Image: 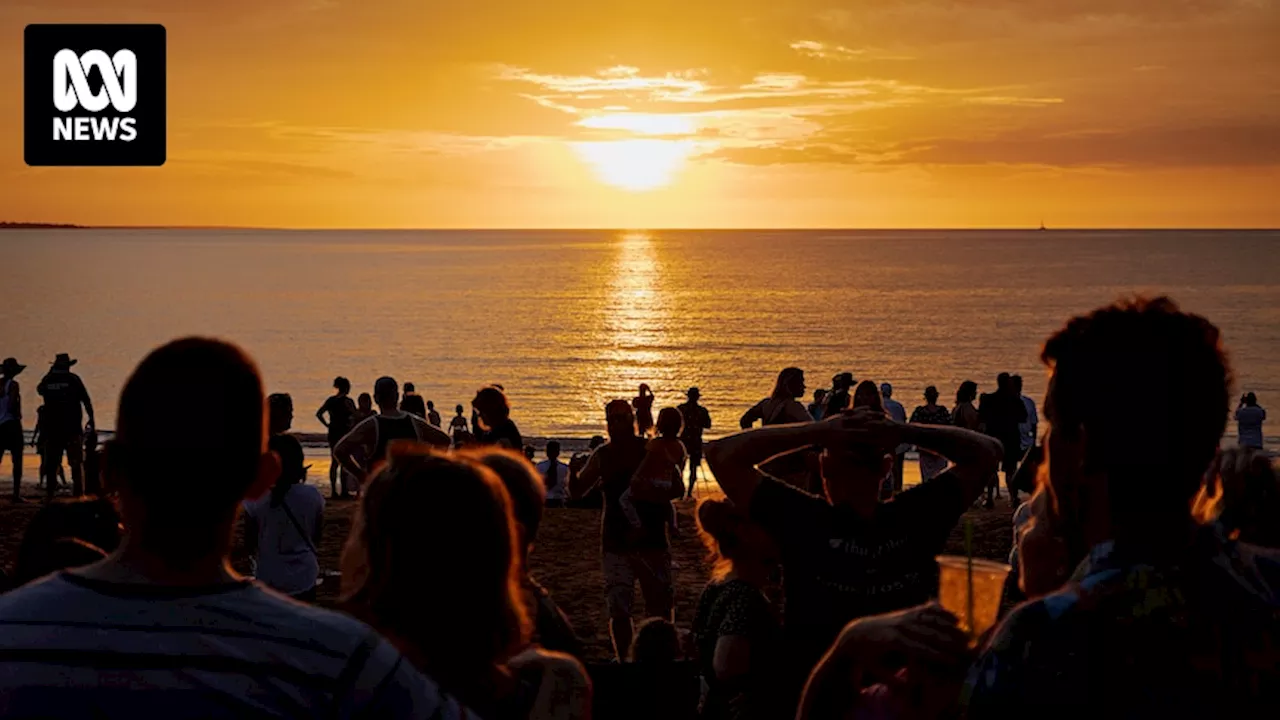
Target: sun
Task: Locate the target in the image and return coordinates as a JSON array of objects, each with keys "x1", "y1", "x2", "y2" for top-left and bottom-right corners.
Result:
[{"x1": 571, "y1": 139, "x2": 696, "y2": 192}]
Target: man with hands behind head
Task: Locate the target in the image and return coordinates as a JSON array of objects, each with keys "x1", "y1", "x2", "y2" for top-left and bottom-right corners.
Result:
[{"x1": 706, "y1": 406, "x2": 1000, "y2": 701}]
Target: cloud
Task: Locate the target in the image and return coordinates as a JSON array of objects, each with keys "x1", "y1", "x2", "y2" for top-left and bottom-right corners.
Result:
[{"x1": 789, "y1": 40, "x2": 914, "y2": 62}]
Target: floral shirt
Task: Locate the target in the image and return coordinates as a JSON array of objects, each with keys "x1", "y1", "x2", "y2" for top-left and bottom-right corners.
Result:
[{"x1": 964, "y1": 526, "x2": 1280, "y2": 718}]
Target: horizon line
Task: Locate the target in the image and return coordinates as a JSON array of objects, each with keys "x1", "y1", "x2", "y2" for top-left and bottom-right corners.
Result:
[{"x1": 4, "y1": 223, "x2": 1279, "y2": 232}]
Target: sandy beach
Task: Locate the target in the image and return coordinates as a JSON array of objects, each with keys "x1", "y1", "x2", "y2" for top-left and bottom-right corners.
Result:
[{"x1": 0, "y1": 494, "x2": 1014, "y2": 662}]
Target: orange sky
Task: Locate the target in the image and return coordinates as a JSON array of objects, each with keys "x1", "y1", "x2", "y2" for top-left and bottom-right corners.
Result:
[{"x1": 2, "y1": 0, "x2": 1278, "y2": 228}]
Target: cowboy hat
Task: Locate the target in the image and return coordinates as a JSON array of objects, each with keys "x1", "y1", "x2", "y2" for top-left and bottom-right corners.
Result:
[
  {"x1": 52, "y1": 353, "x2": 77, "y2": 367},
  {"x1": 1, "y1": 358, "x2": 24, "y2": 376}
]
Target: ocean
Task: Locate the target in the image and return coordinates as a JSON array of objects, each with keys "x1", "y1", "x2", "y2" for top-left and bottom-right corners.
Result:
[{"x1": 4, "y1": 229, "x2": 1278, "y2": 453}]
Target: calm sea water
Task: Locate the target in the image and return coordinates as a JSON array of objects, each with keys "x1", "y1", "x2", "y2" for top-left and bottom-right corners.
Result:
[{"x1": 4, "y1": 229, "x2": 1278, "y2": 450}]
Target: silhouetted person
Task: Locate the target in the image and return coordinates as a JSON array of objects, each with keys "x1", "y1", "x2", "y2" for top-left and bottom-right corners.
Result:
[
  {"x1": 1, "y1": 357, "x2": 26, "y2": 502},
  {"x1": 316, "y1": 376, "x2": 356, "y2": 498},
  {"x1": 1236, "y1": 392, "x2": 1266, "y2": 449},
  {"x1": 426, "y1": 400, "x2": 442, "y2": 428},
  {"x1": 1014, "y1": 374, "x2": 1038, "y2": 453},
  {"x1": 824, "y1": 372, "x2": 855, "y2": 417},
  {"x1": 535, "y1": 440, "x2": 570, "y2": 508},
  {"x1": 979, "y1": 372, "x2": 1027, "y2": 507},
  {"x1": 808, "y1": 388, "x2": 828, "y2": 421},
  {"x1": 951, "y1": 380, "x2": 980, "y2": 431},
  {"x1": 267, "y1": 393, "x2": 293, "y2": 436},
  {"x1": 967, "y1": 297, "x2": 1280, "y2": 716},
  {"x1": 472, "y1": 385, "x2": 523, "y2": 450},
  {"x1": 741, "y1": 367, "x2": 810, "y2": 428},
  {"x1": 707, "y1": 406, "x2": 1000, "y2": 705},
  {"x1": 881, "y1": 383, "x2": 908, "y2": 494},
  {"x1": 243, "y1": 433, "x2": 323, "y2": 600},
  {"x1": 678, "y1": 387, "x2": 712, "y2": 499},
  {"x1": 570, "y1": 400, "x2": 672, "y2": 661},
  {"x1": 334, "y1": 376, "x2": 449, "y2": 487},
  {"x1": 0, "y1": 338, "x2": 467, "y2": 717},
  {"x1": 37, "y1": 353, "x2": 95, "y2": 499},
  {"x1": 449, "y1": 403, "x2": 469, "y2": 445},
  {"x1": 909, "y1": 386, "x2": 952, "y2": 481},
  {"x1": 634, "y1": 384, "x2": 656, "y2": 437},
  {"x1": 400, "y1": 382, "x2": 427, "y2": 418}
]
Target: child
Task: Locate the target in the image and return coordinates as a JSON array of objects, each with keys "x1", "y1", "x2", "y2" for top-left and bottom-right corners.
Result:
[
  {"x1": 619, "y1": 407, "x2": 687, "y2": 530},
  {"x1": 449, "y1": 403, "x2": 469, "y2": 446}
]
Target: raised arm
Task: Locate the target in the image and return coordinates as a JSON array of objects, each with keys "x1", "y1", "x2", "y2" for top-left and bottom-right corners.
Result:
[
  {"x1": 705, "y1": 420, "x2": 829, "y2": 508},
  {"x1": 899, "y1": 421, "x2": 1002, "y2": 505}
]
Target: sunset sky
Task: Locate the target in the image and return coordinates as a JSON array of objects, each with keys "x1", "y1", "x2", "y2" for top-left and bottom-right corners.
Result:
[{"x1": 2, "y1": 0, "x2": 1277, "y2": 228}]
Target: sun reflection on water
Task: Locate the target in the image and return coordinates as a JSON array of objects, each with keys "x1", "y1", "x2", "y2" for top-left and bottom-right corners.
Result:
[{"x1": 601, "y1": 231, "x2": 672, "y2": 387}]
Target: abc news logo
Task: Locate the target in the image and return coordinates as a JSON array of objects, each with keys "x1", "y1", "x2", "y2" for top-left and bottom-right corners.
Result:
[{"x1": 25, "y1": 24, "x2": 166, "y2": 166}]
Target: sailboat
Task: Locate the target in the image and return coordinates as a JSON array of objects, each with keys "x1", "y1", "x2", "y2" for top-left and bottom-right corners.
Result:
[{"x1": 1038, "y1": 219, "x2": 1047, "y2": 232}]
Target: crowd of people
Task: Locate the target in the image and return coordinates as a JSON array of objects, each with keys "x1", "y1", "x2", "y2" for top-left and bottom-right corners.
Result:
[{"x1": 1, "y1": 295, "x2": 1279, "y2": 719}]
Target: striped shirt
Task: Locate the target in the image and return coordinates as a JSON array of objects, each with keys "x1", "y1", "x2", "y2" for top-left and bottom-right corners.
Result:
[{"x1": 0, "y1": 572, "x2": 471, "y2": 719}]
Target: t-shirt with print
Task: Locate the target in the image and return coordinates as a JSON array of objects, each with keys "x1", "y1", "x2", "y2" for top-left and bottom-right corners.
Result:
[
  {"x1": 0, "y1": 572, "x2": 473, "y2": 719},
  {"x1": 243, "y1": 482, "x2": 325, "y2": 595},
  {"x1": 596, "y1": 435, "x2": 667, "y2": 554},
  {"x1": 750, "y1": 472, "x2": 967, "y2": 672},
  {"x1": 36, "y1": 370, "x2": 90, "y2": 436}
]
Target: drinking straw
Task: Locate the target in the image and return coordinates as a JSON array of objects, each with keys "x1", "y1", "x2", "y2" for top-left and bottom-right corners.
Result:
[{"x1": 964, "y1": 519, "x2": 975, "y2": 635}]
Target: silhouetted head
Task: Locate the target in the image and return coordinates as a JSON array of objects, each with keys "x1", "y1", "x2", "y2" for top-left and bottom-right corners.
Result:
[
  {"x1": 956, "y1": 380, "x2": 978, "y2": 405},
  {"x1": 1, "y1": 357, "x2": 26, "y2": 378},
  {"x1": 1243, "y1": 392, "x2": 1258, "y2": 407},
  {"x1": 267, "y1": 393, "x2": 293, "y2": 435},
  {"x1": 104, "y1": 338, "x2": 277, "y2": 567},
  {"x1": 814, "y1": 388, "x2": 827, "y2": 403},
  {"x1": 404, "y1": 382, "x2": 416, "y2": 394},
  {"x1": 358, "y1": 392, "x2": 373, "y2": 412},
  {"x1": 373, "y1": 377, "x2": 399, "y2": 412},
  {"x1": 13, "y1": 497, "x2": 120, "y2": 585},
  {"x1": 341, "y1": 448, "x2": 527, "y2": 702},
  {"x1": 589, "y1": 435, "x2": 605, "y2": 450},
  {"x1": 630, "y1": 618, "x2": 681, "y2": 663},
  {"x1": 267, "y1": 434, "x2": 307, "y2": 507},
  {"x1": 333, "y1": 376, "x2": 351, "y2": 395},
  {"x1": 455, "y1": 404, "x2": 464, "y2": 416},
  {"x1": 853, "y1": 380, "x2": 884, "y2": 412},
  {"x1": 462, "y1": 447, "x2": 546, "y2": 562},
  {"x1": 522, "y1": 445, "x2": 536, "y2": 461},
  {"x1": 1012, "y1": 374, "x2": 1024, "y2": 395},
  {"x1": 774, "y1": 367, "x2": 806, "y2": 400},
  {"x1": 656, "y1": 407, "x2": 683, "y2": 439},
  {"x1": 639, "y1": 383, "x2": 650, "y2": 393},
  {"x1": 833, "y1": 372, "x2": 854, "y2": 391},
  {"x1": 1042, "y1": 296, "x2": 1230, "y2": 550},
  {"x1": 472, "y1": 386, "x2": 511, "y2": 430},
  {"x1": 687, "y1": 386, "x2": 701, "y2": 402},
  {"x1": 546, "y1": 440, "x2": 561, "y2": 460},
  {"x1": 997, "y1": 372, "x2": 1012, "y2": 392},
  {"x1": 924, "y1": 385, "x2": 940, "y2": 404},
  {"x1": 427, "y1": 400, "x2": 435, "y2": 411},
  {"x1": 880, "y1": 382, "x2": 893, "y2": 399},
  {"x1": 605, "y1": 399, "x2": 636, "y2": 442},
  {"x1": 697, "y1": 498, "x2": 777, "y2": 581}
]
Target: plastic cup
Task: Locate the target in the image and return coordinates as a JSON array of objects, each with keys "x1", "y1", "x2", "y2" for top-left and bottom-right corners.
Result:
[{"x1": 936, "y1": 555, "x2": 1011, "y2": 643}]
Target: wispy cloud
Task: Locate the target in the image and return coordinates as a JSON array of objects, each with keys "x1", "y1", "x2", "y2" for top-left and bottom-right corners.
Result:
[{"x1": 789, "y1": 40, "x2": 914, "y2": 62}]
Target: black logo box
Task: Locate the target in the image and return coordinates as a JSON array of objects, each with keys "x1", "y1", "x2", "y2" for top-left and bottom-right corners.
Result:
[{"x1": 24, "y1": 24, "x2": 166, "y2": 167}]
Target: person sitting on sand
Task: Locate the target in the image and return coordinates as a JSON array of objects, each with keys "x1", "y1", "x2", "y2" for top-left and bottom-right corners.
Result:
[
  {"x1": 706, "y1": 404, "x2": 1000, "y2": 705},
  {"x1": 634, "y1": 384, "x2": 656, "y2": 438},
  {"x1": 619, "y1": 408, "x2": 686, "y2": 531},
  {"x1": 316, "y1": 376, "x2": 357, "y2": 499},
  {"x1": 473, "y1": 385, "x2": 524, "y2": 450},
  {"x1": 340, "y1": 446, "x2": 590, "y2": 719},
  {"x1": 334, "y1": 376, "x2": 450, "y2": 486},
  {"x1": 449, "y1": 403, "x2": 469, "y2": 445},
  {"x1": 740, "y1": 367, "x2": 810, "y2": 429},
  {"x1": 243, "y1": 433, "x2": 324, "y2": 601},
  {"x1": 691, "y1": 498, "x2": 784, "y2": 719},
  {"x1": 400, "y1": 382, "x2": 427, "y2": 418},
  {"x1": 464, "y1": 447, "x2": 584, "y2": 658},
  {"x1": 570, "y1": 400, "x2": 672, "y2": 661},
  {"x1": 0, "y1": 338, "x2": 469, "y2": 717},
  {"x1": 966, "y1": 297, "x2": 1280, "y2": 716},
  {"x1": 678, "y1": 387, "x2": 712, "y2": 499},
  {"x1": 534, "y1": 440, "x2": 570, "y2": 508}
]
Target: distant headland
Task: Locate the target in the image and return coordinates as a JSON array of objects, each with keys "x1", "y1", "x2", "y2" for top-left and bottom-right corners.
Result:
[{"x1": 0, "y1": 222, "x2": 85, "y2": 229}]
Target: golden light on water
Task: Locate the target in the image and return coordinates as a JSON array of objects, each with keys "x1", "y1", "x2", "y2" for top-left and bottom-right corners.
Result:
[{"x1": 602, "y1": 231, "x2": 671, "y2": 382}]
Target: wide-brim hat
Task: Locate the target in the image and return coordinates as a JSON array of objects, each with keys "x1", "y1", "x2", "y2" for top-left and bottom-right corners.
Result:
[
  {"x1": 52, "y1": 353, "x2": 77, "y2": 367},
  {"x1": 687, "y1": 386, "x2": 701, "y2": 398},
  {"x1": 1, "y1": 358, "x2": 25, "y2": 375}
]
